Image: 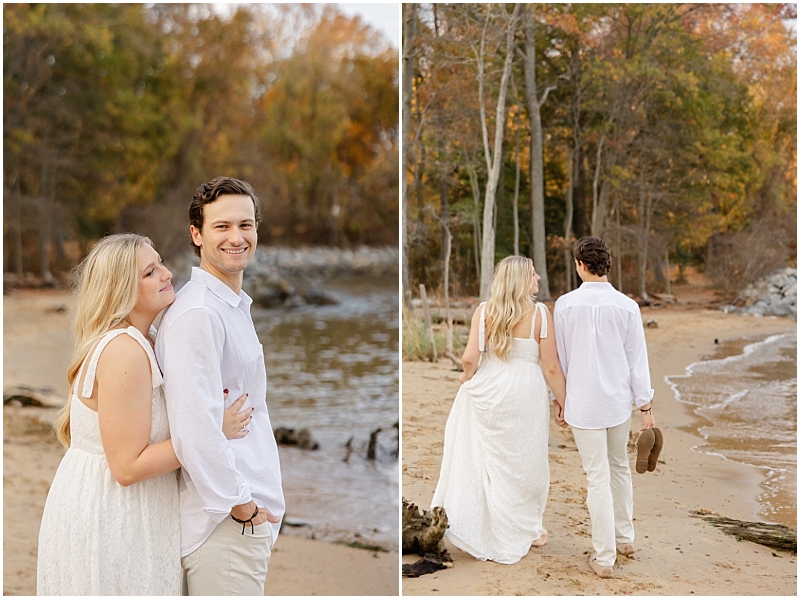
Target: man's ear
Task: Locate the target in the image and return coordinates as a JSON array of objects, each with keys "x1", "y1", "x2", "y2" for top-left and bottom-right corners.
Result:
[{"x1": 190, "y1": 225, "x2": 202, "y2": 250}]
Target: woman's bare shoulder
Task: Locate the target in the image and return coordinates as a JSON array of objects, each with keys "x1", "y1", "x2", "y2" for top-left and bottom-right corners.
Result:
[{"x1": 96, "y1": 332, "x2": 150, "y2": 374}]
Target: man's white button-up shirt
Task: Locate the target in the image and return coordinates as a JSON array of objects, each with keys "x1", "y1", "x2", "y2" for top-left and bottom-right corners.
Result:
[
  {"x1": 554, "y1": 281, "x2": 654, "y2": 430},
  {"x1": 156, "y1": 267, "x2": 285, "y2": 556}
]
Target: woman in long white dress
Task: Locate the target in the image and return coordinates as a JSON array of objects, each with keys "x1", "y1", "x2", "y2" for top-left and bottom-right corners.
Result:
[
  {"x1": 37, "y1": 234, "x2": 252, "y2": 595},
  {"x1": 431, "y1": 255, "x2": 567, "y2": 565}
]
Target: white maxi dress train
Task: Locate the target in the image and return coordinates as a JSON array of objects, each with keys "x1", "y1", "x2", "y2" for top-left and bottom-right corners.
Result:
[{"x1": 431, "y1": 302, "x2": 551, "y2": 564}]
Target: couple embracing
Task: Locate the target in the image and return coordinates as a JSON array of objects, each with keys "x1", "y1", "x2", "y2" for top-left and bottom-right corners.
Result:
[
  {"x1": 37, "y1": 177, "x2": 284, "y2": 595},
  {"x1": 431, "y1": 237, "x2": 657, "y2": 578}
]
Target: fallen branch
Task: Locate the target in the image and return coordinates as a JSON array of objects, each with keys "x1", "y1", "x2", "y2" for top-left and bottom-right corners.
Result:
[
  {"x1": 444, "y1": 351, "x2": 462, "y2": 369},
  {"x1": 690, "y1": 510, "x2": 796, "y2": 554},
  {"x1": 3, "y1": 386, "x2": 62, "y2": 408}
]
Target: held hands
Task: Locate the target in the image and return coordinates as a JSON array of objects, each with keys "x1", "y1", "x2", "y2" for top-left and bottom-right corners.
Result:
[
  {"x1": 222, "y1": 391, "x2": 253, "y2": 440},
  {"x1": 553, "y1": 400, "x2": 568, "y2": 428}
]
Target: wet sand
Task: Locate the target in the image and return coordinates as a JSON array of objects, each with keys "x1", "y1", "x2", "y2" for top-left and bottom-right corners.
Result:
[
  {"x1": 3, "y1": 289, "x2": 398, "y2": 596},
  {"x1": 402, "y1": 301, "x2": 796, "y2": 596}
]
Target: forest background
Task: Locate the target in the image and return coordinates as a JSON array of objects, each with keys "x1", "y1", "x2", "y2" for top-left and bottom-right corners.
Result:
[
  {"x1": 4, "y1": 3, "x2": 399, "y2": 283},
  {"x1": 401, "y1": 3, "x2": 796, "y2": 303}
]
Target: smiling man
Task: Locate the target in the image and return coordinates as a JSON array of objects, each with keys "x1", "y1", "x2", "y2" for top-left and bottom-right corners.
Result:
[{"x1": 155, "y1": 176, "x2": 285, "y2": 595}]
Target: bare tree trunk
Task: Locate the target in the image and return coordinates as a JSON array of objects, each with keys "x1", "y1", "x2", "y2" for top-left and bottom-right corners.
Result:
[
  {"x1": 513, "y1": 110, "x2": 521, "y2": 256},
  {"x1": 563, "y1": 44, "x2": 584, "y2": 294},
  {"x1": 12, "y1": 166, "x2": 24, "y2": 277},
  {"x1": 510, "y1": 75, "x2": 522, "y2": 256},
  {"x1": 467, "y1": 165, "x2": 482, "y2": 284},
  {"x1": 38, "y1": 147, "x2": 53, "y2": 286},
  {"x1": 442, "y1": 224, "x2": 453, "y2": 356},
  {"x1": 478, "y1": 4, "x2": 521, "y2": 300},
  {"x1": 416, "y1": 144, "x2": 426, "y2": 225},
  {"x1": 615, "y1": 204, "x2": 623, "y2": 292},
  {"x1": 519, "y1": 7, "x2": 555, "y2": 300},
  {"x1": 564, "y1": 147, "x2": 575, "y2": 292},
  {"x1": 419, "y1": 284, "x2": 437, "y2": 362},
  {"x1": 439, "y1": 157, "x2": 450, "y2": 269},
  {"x1": 664, "y1": 250, "x2": 672, "y2": 295},
  {"x1": 401, "y1": 4, "x2": 416, "y2": 305},
  {"x1": 590, "y1": 135, "x2": 605, "y2": 237},
  {"x1": 427, "y1": 206, "x2": 456, "y2": 362},
  {"x1": 636, "y1": 171, "x2": 649, "y2": 299}
]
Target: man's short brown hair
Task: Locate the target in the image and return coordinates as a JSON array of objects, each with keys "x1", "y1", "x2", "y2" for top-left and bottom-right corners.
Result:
[
  {"x1": 573, "y1": 236, "x2": 612, "y2": 277},
  {"x1": 189, "y1": 176, "x2": 262, "y2": 257}
]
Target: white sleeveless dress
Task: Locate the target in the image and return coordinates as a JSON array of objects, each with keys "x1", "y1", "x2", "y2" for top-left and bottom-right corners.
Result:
[
  {"x1": 431, "y1": 302, "x2": 551, "y2": 564},
  {"x1": 37, "y1": 327, "x2": 180, "y2": 595}
]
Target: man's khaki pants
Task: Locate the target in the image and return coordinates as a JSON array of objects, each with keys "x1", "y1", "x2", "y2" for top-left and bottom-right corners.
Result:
[
  {"x1": 571, "y1": 416, "x2": 634, "y2": 568},
  {"x1": 181, "y1": 517, "x2": 272, "y2": 596}
]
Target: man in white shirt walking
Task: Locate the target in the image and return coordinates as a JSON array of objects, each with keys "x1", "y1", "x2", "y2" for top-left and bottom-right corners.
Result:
[
  {"x1": 554, "y1": 236, "x2": 655, "y2": 579},
  {"x1": 156, "y1": 176, "x2": 285, "y2": 595}
]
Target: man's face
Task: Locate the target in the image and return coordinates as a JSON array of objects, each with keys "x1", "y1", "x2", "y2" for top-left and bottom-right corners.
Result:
[{"x1": 190, "y1": 194, "x2": 257, "y2": 275}]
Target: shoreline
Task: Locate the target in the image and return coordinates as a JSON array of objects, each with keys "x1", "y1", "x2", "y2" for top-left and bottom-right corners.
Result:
[
  {"x1": 665, "y1": 330, "x2": 797, "y2": 528},
  {"x1": 401, "y1": 304, "x2": 796, "y2": 596},
  {"x1": 2, "y1": 289, "x2": 398, "y2": 596}
]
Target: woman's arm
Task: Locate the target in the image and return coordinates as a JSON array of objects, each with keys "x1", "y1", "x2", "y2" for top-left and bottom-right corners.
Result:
[
  {"x1": 96, "y1": 336, "x2": 253, "y2": 487},
  {"x1": 96, "y1": 335, "x2": 180, "y2": 487},
  {"x1": 459, "y1": 306, "x2": 483, "y2": 384},
  {"x1": 537, "y1": 305, "x2": 567, "y2": 412}
]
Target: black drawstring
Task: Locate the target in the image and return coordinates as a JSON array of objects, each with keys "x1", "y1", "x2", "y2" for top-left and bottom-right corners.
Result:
[{"x1": 231, "y1": 506, "x2": 259, "y2": 535}]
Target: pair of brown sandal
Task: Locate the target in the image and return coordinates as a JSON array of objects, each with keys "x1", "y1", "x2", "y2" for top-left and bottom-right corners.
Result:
[{"x1": 635, "y1": 428, "x2": 663, "y2": 473}]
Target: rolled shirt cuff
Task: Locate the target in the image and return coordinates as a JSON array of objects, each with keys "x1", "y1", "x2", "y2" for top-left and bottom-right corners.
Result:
[
  {"x1": 634, "y1": 389, "x2": 654, "y2": 409},
  {"x1": 202, "y1": 481, "x2": 252, "y2": 519}
]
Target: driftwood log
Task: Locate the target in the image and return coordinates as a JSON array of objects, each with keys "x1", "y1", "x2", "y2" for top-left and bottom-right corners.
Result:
[
  {"x1": 691, "y1": 510, "x2": 797, "y2": 554},
  {"x1": 402, "y1": 499, "x2": 453, "y2": 577},
  {"x1": 3, "y1": 386, "x2": 62, "y2": 408}
]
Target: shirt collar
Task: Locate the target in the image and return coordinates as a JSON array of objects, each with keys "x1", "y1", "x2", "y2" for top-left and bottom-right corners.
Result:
[
  {"x1": 190, "y1": 267, "x2": 252, "y2": 308},
  {"x1": 578, "y1": 281, "x2": 614, "y2": 289}
]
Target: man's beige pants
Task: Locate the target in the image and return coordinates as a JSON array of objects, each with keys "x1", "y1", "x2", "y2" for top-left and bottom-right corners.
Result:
[
  {"x1": 181, "y1": 517, "x2": 272, "y2": 596},
  {"x1": 571, "y1": 416, "x2": 635, "y2": 568}
]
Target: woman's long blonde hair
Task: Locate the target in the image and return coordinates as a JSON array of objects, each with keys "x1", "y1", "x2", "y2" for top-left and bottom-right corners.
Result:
[
  {"x1": 55, "y1": 234, "x2": 153, "y2": 448},
  {"x1": 484, "y1": 255, "x2": 536, "y2": 361}
]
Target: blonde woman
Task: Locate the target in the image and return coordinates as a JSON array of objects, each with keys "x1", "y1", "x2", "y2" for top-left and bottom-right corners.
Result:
[
  {"x1": 37, "y1": 234, "x2": 252, "y2": 595},
  {"x1": 431, "y1": 255, "x2": 567, "y2": 564}
]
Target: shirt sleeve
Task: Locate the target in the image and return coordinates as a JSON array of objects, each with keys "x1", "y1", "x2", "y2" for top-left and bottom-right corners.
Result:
[
  {"x1": 554, "y1": 300, "x2": 568, "y2": 377},
  {"x1": 156, "y1": 308, "x2": 252, "y2": 517},
  {"x1": 624, "y1": 309, "x2": 654, "y2": 407}
]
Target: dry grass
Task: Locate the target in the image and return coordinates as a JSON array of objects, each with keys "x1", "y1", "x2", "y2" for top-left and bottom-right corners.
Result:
[{"x1": 402, "y1": 305, "x2": 468, "y2": 362}]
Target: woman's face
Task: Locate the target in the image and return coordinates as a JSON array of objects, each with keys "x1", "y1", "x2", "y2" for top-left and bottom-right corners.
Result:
[
  {"x1": 530, "y1": 267, "x2": 541, "y2": 295},
  {"x1": 135, "y1": 244, "x2": 174, "y2": 316}
]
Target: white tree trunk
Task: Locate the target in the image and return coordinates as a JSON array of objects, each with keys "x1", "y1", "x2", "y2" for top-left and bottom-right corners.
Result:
[
  {"x1": 478, "y1": 4, "x2": 521, "y2": 300},
  {"x1": 520, "y1": 7, "x2": 555, "y2": 300},
  {"x1": 401, "y1": 4, "x2": 416, "y2": 304}
]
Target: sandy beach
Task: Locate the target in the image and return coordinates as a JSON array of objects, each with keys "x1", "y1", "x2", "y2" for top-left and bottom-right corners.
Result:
[
  {"x1": 2, "y1": 289, "x2": 399, "y2": 596},
  {"x1": 401, "y1": 290, "x2": 797, "y2": 595}
]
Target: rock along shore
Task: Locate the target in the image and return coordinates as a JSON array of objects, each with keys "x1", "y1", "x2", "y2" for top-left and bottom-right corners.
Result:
[
  {"x1": 169, "y1": 245, "x2": 398, "y2": 308},
  {"x1": 721, "y1": 267, "x2": 797, "y2": 318}
]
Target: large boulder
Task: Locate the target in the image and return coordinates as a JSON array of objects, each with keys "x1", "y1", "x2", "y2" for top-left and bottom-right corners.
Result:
[{"x1": 726, "y1": 268, "x2": 797, "y2": 319}]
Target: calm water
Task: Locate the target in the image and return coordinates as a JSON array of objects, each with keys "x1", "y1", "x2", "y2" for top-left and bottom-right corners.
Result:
[
  {"x1": 666, "y1": 331, "x2": 797, "y2": 527},
  {"x1": 253, "y1": 274, "x2": 399, "y2": 549}
]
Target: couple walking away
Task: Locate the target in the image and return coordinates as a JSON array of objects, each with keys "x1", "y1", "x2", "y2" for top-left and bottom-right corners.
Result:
[
  {"x1": 432, "y1": 237, "x2": 657, "y2": 578},
  {"x1": 36, "y1": 177, "x2": 285, "y2": 595}
]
